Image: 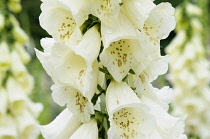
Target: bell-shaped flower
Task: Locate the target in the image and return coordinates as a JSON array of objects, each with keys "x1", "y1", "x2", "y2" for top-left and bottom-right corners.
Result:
[
  {"x1": 12, "y1": 26, "x2": 29, "y2": 44},
  {"x1": 39, "y1": 108, "x2": 81, "y2": 139},
  {"x1": 10, "y1": 51, "x2": 27, "y2": 79},
  {"x1": 0, "y1": 114, "x2": 18, "y2": 139},
  {"x1": 140, "y1": 83, "x2": 187, "y2": 139},
  {"x1": 39, "y1": 0, "x2": 90, "y2": 45},
  {"x1": 51, "y1": 84, "x2": 94, "y2": 123},
  {"x1": 6, "y1": 77, "x2": 27, "y2": 115},
  {"x1": 14, "y1": 42, "x2": 31, "y2": 64},
  {"x1": 36, "y1": 26, "x2": 100, "y2": 99},
  {"x1": 69, "y1": 118, "x2": 98, "y2": 139},
  {"x1": 90, "y1": 0, "x2": 122, "y2": 24},
  {"x1": 0, "y1": 13, "x2": 5, "y2": 30},
  {"x1": 106, "y1": 81, "x2": 155, "y2": 138},
  {"x1": 0, "y1": 88, "x2": 7, "y2": 120},
  {"x1": 15, "y1": 110, "x2": 40, "y2": 139},
  {"x1": 100, "y1": 12, "x2": 143, "y2": 82},
  {"x1": 0, "y1": 41, "x2": 11, "y2": 72},
  {"x1": 26, "y1": 98, "x2": 43, "y2": 118},
  {"x1": 142, "y1": 3, "x2": 175, "y2": 44},
  {"x1": 123, "y1": 0, "x2": 156, "y2": 30}
]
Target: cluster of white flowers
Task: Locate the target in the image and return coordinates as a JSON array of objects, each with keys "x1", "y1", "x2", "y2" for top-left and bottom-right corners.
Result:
[
  {"x1": 37, "y1": 0, "x2": 187, "y2": 138},
  {"x1": 167, "y1": 1, "x2": 210, "y2": 139},
  {"x1": 0, "y1": 0, "x2": 43, "y2": 138}
]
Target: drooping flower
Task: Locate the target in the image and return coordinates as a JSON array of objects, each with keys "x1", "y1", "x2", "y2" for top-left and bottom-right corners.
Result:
[{"x1": 106, "y1": 81, "x2": 155, "y2": 138}]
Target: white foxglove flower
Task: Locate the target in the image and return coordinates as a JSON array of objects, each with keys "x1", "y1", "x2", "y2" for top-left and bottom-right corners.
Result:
[
  {"x1": 39, "y1": 108, "x2": 81, "y2": 139},
  {"x1": 90, "y1": 0, "x2": 121, "y2": 24},
  {"x1": 15, "y1": 110, "x2": 40, "y2": 139},
  {"x1": 140, "y1": 83, "x2": 187, "y2": 139},
  {"x1": 14, "y1": 42, "x2": 31, "y2": 64},
  {"x1": 36, "y1": 26, "x2": 100, "y2": 100},
  {"x1": 40, "y1": 0, "x2": 90, "y2": 45},
  {"x1": 51, "y1": 84, "x2": 94, "y2": 123},
  {"x1": 0, "y1": 41, "x2": 11, "y2": 71},
  {"x1": 142, "y1": 3, "x2": 175, "y2": 42},
  {"x1": 0, "y1": 115, "x2": 18, "y2": 138},
  {"x1": 10, "y1": 51, "x2": 27, "y2": 79},
  {"x1": 0, "y1": 88, "x2": 7, "y2": 120},
  {"x1": 123, "y1": 0, "x2": 156, "y2": 30},
  {"x1": 26, "y1": 98, "x2": 43, "y2": 118},
  {"x1": 69, "y1": 119, "x2": 98, "y2": 139},
  {"x1": 6, "y1": 77, "x2": 27, "y2": 115},
  {"x1": 100, "y1": 12, "x2": 144, "y2": 82},
  {"x1": 12, "y1": 26, "x2": 29, "y2": 44},
  {"x1": 106, "y1": 81, "x2": 155, "y2": 138}
]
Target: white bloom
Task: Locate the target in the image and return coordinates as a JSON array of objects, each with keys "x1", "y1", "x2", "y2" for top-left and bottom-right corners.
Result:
[
  {"x1": 0, "y1": 41, "x2": 11, "y2": 71},
  {"x1": 0, "y1": 115, "x2": 18, "y2": 139},
  {"x1": 6, "y1": 77, "x2": 27, "y2": 115},
  {"x1": 39, "y1": 108, "x2": 81, "y2": 139},
  {"x1": 12, "y1": 26, "x2": 29, "y2": 44},
  {"x1": 51, "y1": 84, "x2": 95, "y2": 123},
  {"x1": 123, "y1": 0, "x2": 155, "y2": 30},
  {"x1": 100, "y1": 12, "x2": 144, "y2": 82},
  {"x1": 143, "y1": 3, "x2": 175, "y2": 41},
  {"x1": 186, "y1": 3, "x2": 202, "y2": 16},
  {"x1": 40, "y1": 0, "x2": 90, "y2": 45},
  {"x1": 140, "y1": 83, "x2": 187, "y2": 139},
  {"x1": 14, "y1": 42, "x2": 31, "y2": 64},
  {"x1": 35, "y1": 26, "x2": 100, "y2": 101},
  {"x1": 10, "y1": 51, "x2": 27, "y2": 79},
  {"x1": 90, "y1": 0, "x2": 121, "y2": 24},
  {"x1": 69, "y1": 119, "x2": 98, "y2": 139},
  {"x1": 0, "y1": 88, "x2": 7, "y2": 120},
  {"x1": 106, "y1": 81, "x2": 155, "y2": 138},
  {"x1": 15, "y1": 110, "x2": 40, "y2": 139}
]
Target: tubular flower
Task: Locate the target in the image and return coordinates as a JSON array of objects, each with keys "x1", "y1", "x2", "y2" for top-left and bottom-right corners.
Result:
[
  {"x1": 0, "y1": 0, "x2": 43, "y2": 138},
  {"x1": 37, "y1": 0, "x2": 186, "y2": 138},
  {"x1": 166, "y1": 1, "x2": 210, "y2": 138}
]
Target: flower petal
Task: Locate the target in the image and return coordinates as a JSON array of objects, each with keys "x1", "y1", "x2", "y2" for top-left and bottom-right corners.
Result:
[
  {"x1": 123, "y1": 0, "x2": 155, "y2": 30},
  {"x1": 100, "y1": 12, "x2": 142, "y2": 82},
  {"x1": 39, "y1": 108, "x2": 81, "y2": 139},
  {"x1": 51, "y1": 84, "x2": 94, "y2": 123},
  {"x1": 69, "y1": 119, "x2": 98, "y2": 139},
  {"x1": 143, "y1": 3, "x2": 175, "y2": 41},
  {"x1": 106, "y1": 81, "x2": 155, "y2": 138}
]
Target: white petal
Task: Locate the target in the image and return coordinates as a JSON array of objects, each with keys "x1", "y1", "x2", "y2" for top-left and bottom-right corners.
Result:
[
  {"x1": 69, "y1": 26, "x2": 101, "y2": 72},
  {"x1": 51, "y1": 84, "x2": 94, "y2": 123},
  {"x1": 39, "y1": 108, "x2": 81, "y2": 139},
  {"x1": 15, "y1": 110, "x2": 40, "y2": 139},
  {"x1": 40, "y1": 0, "x2": 83, "y2": 45},
  {"x1": 26, "y1": 98, "x2": 43, "y2": 118},
  {"x1": 52, "y1": 43, "x2": 98, "y2": 99},
  {"x1": 69, "y1": 119, "x2": 98, "y2": 139},
  {"x1": 143, "y1": 3, "x2": 175, "y2": 40},
  {"x1": 106, "y1": 81, "x2": 155, "y2": 138},
  {"x1": 100, "y1": 12, "x2": 142, "y2": 82},
  {"x1": 141, "y1": 84, "x2": 187, "y2": 139},
  {"x1": 6, "y1": 77, "x2": 27, "y2": 115},
  {"x1": 90, "y1": 0, "x2": 121, "y2": 24},
  {"x1": 0, "y1": 42, "x2": 11, "y2": 71},
  {"x1": 123, "y1": 0, "x2": 155, "y2": 29},
  {"x1": 0, "y1": 115, "x2": 18, "y2": 138},
  {"x1": 0, "y1": 88, "x2": 7, "y2": 117}
]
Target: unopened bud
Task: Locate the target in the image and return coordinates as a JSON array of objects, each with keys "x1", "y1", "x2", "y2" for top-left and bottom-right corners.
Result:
[{"x1": 12, "y1": 26, "x2": 29, "y2": 44}]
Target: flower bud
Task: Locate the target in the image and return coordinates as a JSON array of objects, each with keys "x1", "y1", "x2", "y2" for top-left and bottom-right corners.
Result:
[
  {"x1": 186, "y1": 3, "x2": 202, "y2": 16},
  {"x1": 0, "y1": 41, "x2": 11, "y2": 71},
  {"x1": 0, "y1": 14, "x2": 5, "y2": 30},
  {"x1": 12, "y1": 26, "x2": 29, "y2": 44},
  {"x1": 14, "y1": 42, "x2": 31, "y2": 64},
  {"x1": 8, "y1": 1, "x2": 22, "y2": 13}
]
